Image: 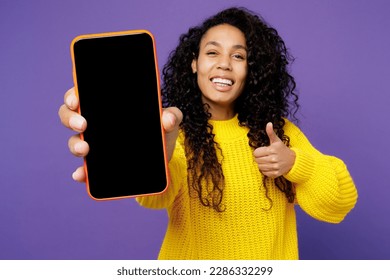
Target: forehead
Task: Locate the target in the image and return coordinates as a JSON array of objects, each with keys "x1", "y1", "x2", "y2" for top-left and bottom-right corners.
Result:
[{"x1": 200, "y1": 24, "x2": 247, "y2": 48}]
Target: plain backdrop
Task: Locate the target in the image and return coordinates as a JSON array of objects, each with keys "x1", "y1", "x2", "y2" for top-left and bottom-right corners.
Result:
[{"x1": 0, "y1": 0, "x2": 389, "y2": 260}]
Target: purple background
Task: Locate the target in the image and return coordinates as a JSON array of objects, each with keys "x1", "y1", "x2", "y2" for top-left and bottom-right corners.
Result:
[{"x1": 1, "y1": 0, "x2": 389, "y2": 260}]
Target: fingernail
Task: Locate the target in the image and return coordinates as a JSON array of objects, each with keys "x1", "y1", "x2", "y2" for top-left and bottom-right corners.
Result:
[
  {"x1": 72, "y1": 171, "x2": 78, "y2": 181},
  {"x1": 69, "y1": 116, "x2": 84, "y2": 131},
  {"x1": 66, "y1": 94, "x2": 76, "y2": 109},
  {"x1": 74, "y1": 142, "x2": 84, "y2": 153}
]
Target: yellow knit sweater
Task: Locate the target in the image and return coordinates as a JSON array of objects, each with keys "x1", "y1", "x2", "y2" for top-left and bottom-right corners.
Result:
[{"x1": 136, "y1": 115, "x2": 358, "y2": 259}]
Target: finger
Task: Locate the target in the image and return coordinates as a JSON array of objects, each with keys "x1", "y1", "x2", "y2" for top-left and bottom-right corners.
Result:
[
  {"x1": 58, "y1": 104, "x2": 87, "y2": 132},
  {"x1": 72, "y1": 166, "x2": 86, "y2": 182},
  {"x1": 68, "y1": 135, "x2": 90, "y2": 157},
  {"x1": 261, "y1": 170, "x2": 279, "y2": 179},
  {"x1": 254, "y1": 155, "x2": 278, "y2": 165},
  {"x1": 162, "y1": 107, "x2": 183, "y2": 132},
  {"x1": 256, "y1": 161, "x2": 281, "y2": 178},
  {"x1": 266, "y1": 122, "x2": 281, "y2": 144},
  {"x1": 59, "y1": 87, "x2": 87, "y2": 132},
  {"x1": 253, "y1": 146, "x2": 269, "y2": 158},
  {"x1": 64, "y1": 87, "x2": 79, "y2": 110},
  {"x1": 69, "y1": 115, "x2": 87, "y2": 132},
  {"x1": 161, "y1": 107, "x2": 183, "y2": 161}
]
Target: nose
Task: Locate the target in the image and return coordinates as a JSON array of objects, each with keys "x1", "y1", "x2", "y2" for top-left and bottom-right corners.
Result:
[{"x1": 217, "y1": 54, "x2": 232, "y2": 70}]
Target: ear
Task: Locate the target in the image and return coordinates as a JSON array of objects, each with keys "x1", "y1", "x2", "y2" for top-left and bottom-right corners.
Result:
[{"x1": 191, "y1": 58, "x2": 197, "y2": 74}]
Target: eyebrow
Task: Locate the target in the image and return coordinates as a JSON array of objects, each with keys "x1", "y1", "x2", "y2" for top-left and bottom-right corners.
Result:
[{"x1": 204, "y1": 41, "x2": 247, "y2": 51}]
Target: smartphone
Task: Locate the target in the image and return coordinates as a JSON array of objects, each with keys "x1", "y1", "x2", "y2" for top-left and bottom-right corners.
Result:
[{"x1": 70, "y1": 30, "x2": 169, "y2": 200}]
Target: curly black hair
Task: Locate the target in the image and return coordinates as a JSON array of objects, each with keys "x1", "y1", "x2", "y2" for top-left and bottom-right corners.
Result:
[{"x1": 162, "y1": 6, "x2": 300, "y2": 212}]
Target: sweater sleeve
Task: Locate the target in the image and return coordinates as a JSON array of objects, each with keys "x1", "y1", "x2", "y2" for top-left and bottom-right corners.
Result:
[
  {"x1": 282, "y1": 121, "x2": 358, "y2": 224},
  {"x1": 135, "y1": 138, "x2": 187, "y2": 209}
]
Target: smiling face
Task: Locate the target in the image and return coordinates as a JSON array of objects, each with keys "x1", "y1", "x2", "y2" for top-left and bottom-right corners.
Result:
[{"x1": 191, "y1": 24, "x2": 248, "y2": 120}]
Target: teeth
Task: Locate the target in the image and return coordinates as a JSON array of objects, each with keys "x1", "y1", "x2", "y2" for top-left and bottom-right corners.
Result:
[{"x1": 212, "y1": 78, "x2": 233, "y2": 86}]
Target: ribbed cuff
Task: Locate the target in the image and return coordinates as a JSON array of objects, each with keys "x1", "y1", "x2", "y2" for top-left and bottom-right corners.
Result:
[{"x1": 283, "y1": 147, "x2": 316, "y2": 184}]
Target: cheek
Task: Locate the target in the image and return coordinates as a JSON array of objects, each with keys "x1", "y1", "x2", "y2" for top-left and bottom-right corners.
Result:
[
  {"x1": 197, "y1": 75, "x2": 209, "y2": 93},
  {"x1": 236, "y1": 68, "x2": 248, "y2": 86},
  {"x1": 196, "y1": 63, "x2": 212, "y2": 85},
  {"x1": 241, "y1": 66, "x2": 248, "y2": 79},
  {"x1": 196, "y1": 57, "x2": 214, "y2": 73}
]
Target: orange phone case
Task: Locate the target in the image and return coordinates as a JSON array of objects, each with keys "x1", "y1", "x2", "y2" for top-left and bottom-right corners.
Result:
[{"x1": 70, "y1": 30, "x2": 170, "y2": 201}]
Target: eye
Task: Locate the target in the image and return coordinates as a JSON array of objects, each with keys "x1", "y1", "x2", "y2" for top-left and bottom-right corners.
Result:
[
  {"x1": 232, "y1": 53, "x2": 246, "y2": 60},
  {"x1": 206, "y1": 51, "x2": 218, "y2": 56}
]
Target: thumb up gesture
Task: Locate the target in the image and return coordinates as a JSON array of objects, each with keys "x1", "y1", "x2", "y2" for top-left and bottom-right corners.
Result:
[{"x1": 253, "y1": 122, "x2": 296, "y2": 178}]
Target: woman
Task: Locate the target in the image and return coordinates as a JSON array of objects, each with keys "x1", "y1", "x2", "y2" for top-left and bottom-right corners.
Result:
[{"x1": 59, "y1": 7, "x2": 358, "y2": 259}]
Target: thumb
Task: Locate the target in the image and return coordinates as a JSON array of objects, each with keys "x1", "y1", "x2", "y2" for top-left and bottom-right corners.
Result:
[
  {"x1": 162, "y1": 107, "x2": 183, "y2": 133},
  {"x1": 162, "y1": 107, "x2": 183, "y2": 161},
  {"x1": 266, "y1": 122, "x2": 281, "y2": 144}
]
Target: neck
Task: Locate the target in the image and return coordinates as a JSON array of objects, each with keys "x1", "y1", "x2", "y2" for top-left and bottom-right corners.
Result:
[{"x1": 208, "y1": 106, "x2": 236, "y2": 121}]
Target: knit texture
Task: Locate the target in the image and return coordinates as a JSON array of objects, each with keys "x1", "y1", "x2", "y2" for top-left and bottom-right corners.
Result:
[{"x1": 136, "y1": 115, "x2": 358, "y2": 259}]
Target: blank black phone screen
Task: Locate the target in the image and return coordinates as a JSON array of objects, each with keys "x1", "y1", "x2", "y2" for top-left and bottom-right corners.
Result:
[{"x1": 72, "y1": 31, "x2": 168, "y2": 200}]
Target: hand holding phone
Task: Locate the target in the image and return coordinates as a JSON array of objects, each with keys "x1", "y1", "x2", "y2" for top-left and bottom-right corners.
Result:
[{"x1": 70, "y1": 30, "x2": 169, "y2": 200}]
